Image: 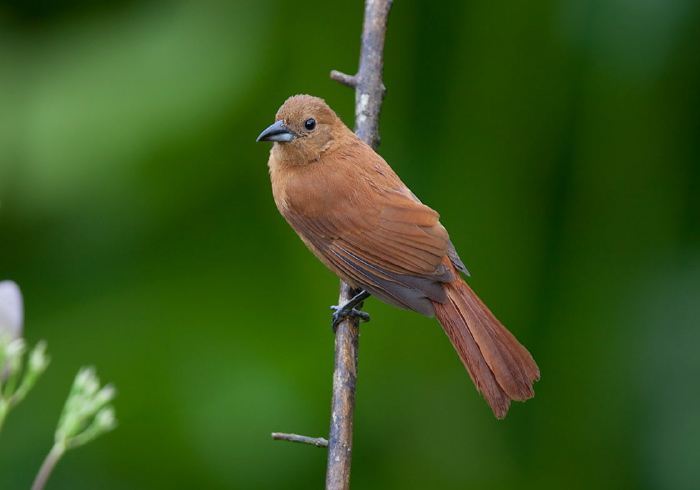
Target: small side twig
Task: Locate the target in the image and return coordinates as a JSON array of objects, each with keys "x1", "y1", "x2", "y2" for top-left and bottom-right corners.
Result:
[
  {"x1": 330, "y1": 71, "x2": 357, "y2": 89},
  {"x1": 272, "y1": 432, "x2": 329, "y2": 448}
]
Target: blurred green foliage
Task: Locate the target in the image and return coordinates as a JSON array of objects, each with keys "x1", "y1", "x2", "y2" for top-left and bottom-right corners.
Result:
[{"x1": 1, "y1": 0, "x2": 699, "y2": 488}]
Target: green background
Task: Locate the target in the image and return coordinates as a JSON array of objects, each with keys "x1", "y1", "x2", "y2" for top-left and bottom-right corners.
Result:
[{"x1": 1, "y1": 0, "x2": 699, "y2": 488}]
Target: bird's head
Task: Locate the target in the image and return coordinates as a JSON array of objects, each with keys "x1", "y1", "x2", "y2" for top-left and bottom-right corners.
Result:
[{"x1": 257, "y1": 95, "x2": 348, "y2": 165}]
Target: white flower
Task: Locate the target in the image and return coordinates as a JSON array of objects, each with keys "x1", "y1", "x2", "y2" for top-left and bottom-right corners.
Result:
[
  {"x1": 0, "y1": 281, "x2": 23, "y2": 341},
  {"x1": 28, "y1": 341, "x2": 50, "y2": 373}
]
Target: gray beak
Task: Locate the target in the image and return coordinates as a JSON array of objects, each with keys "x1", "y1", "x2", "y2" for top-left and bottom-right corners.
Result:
[{"x1": 256, "y1": 120, "x2": 295, "y2": 142}]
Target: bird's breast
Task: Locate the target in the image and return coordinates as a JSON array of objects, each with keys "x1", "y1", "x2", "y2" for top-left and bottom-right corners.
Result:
[{"x1": 272, "y1": 157, "x2": 366, "y2": 219}]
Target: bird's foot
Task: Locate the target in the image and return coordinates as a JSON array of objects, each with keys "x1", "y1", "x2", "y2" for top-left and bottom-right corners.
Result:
[{"x1": 330, "y1": 290, "x2": 371, "y2": 333}]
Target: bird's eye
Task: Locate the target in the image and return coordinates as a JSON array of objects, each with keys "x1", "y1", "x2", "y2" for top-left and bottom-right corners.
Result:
[{"x1": 304, "y1": 118, "x2": 316, "y2": 131}]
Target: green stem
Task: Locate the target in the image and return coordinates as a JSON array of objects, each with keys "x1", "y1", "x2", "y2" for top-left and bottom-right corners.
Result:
[
  {"x1": 31, "y1": 442, "x2": 65, "y2": 490},
  {"x1": 0, "y1": 399, "x2": 7, "y2": 436}
]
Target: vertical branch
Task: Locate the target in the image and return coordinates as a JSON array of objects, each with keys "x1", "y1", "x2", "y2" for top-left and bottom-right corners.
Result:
[
  {"x1": 327, "y1": 1, "x2": 393, "y2": 489},
  {"x1": 325, "y1": 283, "x2": 361, "y2": 490},
  {"x1": 331, "y1": 0, "x2": 393, "y2": 151}
]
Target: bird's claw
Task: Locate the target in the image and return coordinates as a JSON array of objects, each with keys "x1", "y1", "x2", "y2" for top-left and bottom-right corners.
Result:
[
  {"x1": 330, "y1": 290, "x2": 371, "y2": 333},
  {"x1": 331, "y1": 305, "x2": 370, "y2": 329}
]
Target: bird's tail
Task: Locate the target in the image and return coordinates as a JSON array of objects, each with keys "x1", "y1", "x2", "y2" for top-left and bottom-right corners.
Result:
[{"x1": 433, "y1": 271, "x2": 539, "y2": 419}]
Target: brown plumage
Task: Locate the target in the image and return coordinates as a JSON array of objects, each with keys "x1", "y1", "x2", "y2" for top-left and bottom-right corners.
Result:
[{"x1": 257, "y1": 94, "x2": 539, "y2": 418}]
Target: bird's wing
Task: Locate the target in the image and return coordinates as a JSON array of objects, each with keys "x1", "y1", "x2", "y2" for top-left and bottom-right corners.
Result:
[{"x1": 283, "y1": 160, "x2": 454, "y2": 316}]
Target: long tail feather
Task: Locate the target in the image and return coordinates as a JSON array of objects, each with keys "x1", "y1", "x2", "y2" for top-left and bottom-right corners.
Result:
[{"x1": 433, "y1": 273, "x2": 539, "y2": 419}]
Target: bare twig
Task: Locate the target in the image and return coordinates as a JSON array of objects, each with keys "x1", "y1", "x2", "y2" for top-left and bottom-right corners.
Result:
[
  {"x1": 330, "y1": 70, "x2": 357, "y2": 89},
  {"x1": 269, "y1": 1, "x2": 392, "y2": 486},
  {"x1": 326, "y1": 1, "x2": 393, "y2": 489},
  {"x1": 332, "y1": 0, "x2": 393, "y2": 152},
  {"x1": 325, "y1": 284, "x2": 362, "y2": 490},
  {"x1": 272, "y1": 432, "x2": 329, "y2": 448}
]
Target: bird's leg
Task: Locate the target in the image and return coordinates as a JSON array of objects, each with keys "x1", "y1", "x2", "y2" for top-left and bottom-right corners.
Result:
[{"x1": 331, "y1": 290, "x2": 371, "y2": 332}]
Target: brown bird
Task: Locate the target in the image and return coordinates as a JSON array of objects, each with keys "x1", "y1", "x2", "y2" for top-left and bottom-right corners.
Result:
[{"x1": 257, "y1": 94, "x2": 539, "y2": 418}]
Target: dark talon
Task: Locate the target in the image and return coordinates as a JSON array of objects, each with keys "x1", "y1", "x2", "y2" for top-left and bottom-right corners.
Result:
[{"x1": 330, "y1": 290, "x2": 371, "y2": 332}]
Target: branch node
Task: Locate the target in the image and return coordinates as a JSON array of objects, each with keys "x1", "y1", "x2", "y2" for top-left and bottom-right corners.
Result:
[{"x1": 330, "y1": 70, "x2": 358, "y2": 88}]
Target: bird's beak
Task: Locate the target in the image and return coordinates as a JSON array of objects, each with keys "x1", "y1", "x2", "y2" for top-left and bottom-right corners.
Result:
[{"x1": 256, "y1": 119, "x2": 295, "y2": 143}]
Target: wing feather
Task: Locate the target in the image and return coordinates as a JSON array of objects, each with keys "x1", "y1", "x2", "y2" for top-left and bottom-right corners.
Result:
[{"x1": 279, "y1": 147, "x2": 461, "y2": 316}]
